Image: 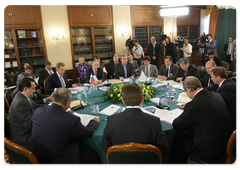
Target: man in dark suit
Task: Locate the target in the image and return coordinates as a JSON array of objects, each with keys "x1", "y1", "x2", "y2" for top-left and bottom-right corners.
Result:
[
  {"x1": 210, "y1": 67, "x2": 236, "y2": 132},
  {"x1": 38, "y1": 61, "x2": 56, "y2": 93},
  {"x1": 147, "y1": 36, "x2": 161, "y2": 69},
  {"x1": 128, "y1": 54, "x2": 139, "y2": 76},
  {"x1": 224, "y1": 36, "x2": 233, "y2": 64},
  {"x1": 47, "y1": 62, "x2": 77, "y2": 94},
  {"x1": 158, "y1": 56, "x2": 178, "y2": 80},
  {"x1": 162, "y1": 37, "x2": 178, "y2": 64},
  {"x1": 106, "y1": 53, "x2": 120, "y2": 78},
  {"x1": 176, "y1": 57, "x2": 200, "y2": 82},
  {"x1": 102, "y1": 83, "x2": 169, "y2": 156},
  {"x1": 9, "y1": 78, "x2": 38, "y2": 150},
  {"x1": 171, "y1": 77, "x2": 232, "y2": 163},
  {"x1": 85, "y1": 60, "x2": 106, "y2": 85},
  {"x1": 201, "y1": 61, "x2": 218, "y2": 91},
  {"x1": 31, "y1": 88, "x2": 100, "y2": 163},
  {"x1": 205, "y1": 34, "x2": 218, "y2": 57},
  {"x1": 115, "y1": 54, "x2": 135, "y2": 81}
]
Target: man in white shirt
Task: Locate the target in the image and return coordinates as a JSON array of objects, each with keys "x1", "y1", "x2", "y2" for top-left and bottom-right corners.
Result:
[
  {"x1": 180, "y1": 36, "x2": 192, "y2": 63},
  {"x1": 132, "y1": 39, "x2": 144, "y2": 67}
]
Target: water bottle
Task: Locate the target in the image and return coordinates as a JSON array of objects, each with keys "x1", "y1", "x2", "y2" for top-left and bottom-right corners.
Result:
[
  {"x1": 167, "y1": 83, "x2": 170, "y2": 89},
  {"x1": 160, "y1": 95, "x2": 168, "y2": 105},
  {"x1": 93, "y1": 84, "x2": 97, "y2": 91},
  {"x1": 77, "y1": 92, "x2": 81, "y2": 101},
  {"x1": 120, "y1": 104, "x2": 126, "y2": 112},
  {"x1": 136, "y1": 77, "x2": 140, "y2": 84},
  {"x1": 153, "y1": 77, "x2": 157, "y2": 85},
  {"x1": 87, "y1": 86, "x2": 92, "y2": 94},
  {"x1": 129, "y1": 77, "x2": 133, "y2": 83},
  {"x1": 94, "y1": 103, "x2": 99, "y2": 114},
  {"x1": 165, "y1": 88, "x2": 170, "y2": 99}
]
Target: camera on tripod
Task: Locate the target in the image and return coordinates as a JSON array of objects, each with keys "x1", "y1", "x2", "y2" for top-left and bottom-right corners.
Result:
[
  {"x1": 174, "y1": 36, "x2": 184, "y2": 48},
  {"x1": 197, "y1": 33, "x2": 208, "y2": 48},
  {"x1": 125, "y1": 36, "x2": 134, "y2": 53}
]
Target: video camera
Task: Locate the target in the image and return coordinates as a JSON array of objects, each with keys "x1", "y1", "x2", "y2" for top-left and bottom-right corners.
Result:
[
  {"x1": 174, "y1": 36, "x2": 184, "y2": 48},
  {"x1": 125, "y1": 36, "x2": 134, "y2": 52},
  {"x1": 159, "y1": 32, "x2": 167, "y2": 42},
  {"x1": 197, "y1": 33, "x2": 208, "y2": 48}
]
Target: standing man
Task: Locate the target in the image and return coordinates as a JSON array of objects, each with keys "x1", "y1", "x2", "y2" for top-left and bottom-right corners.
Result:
[
  {"x1": 32, "y1": 88, "x2": 100, "y2": 163},
  {"x1": 231, "y1": 39, "x2": 236, "y2": 62},
  {"x1": 9, "y1": 78, "x2": 38, "y2": 150},
  {"x1": 158, "y1": 56, "x2": 178, "y2": 80},
  {"x1": 210, "y1": 67, "x2": 236, "y2": 131},
  {"x1": 171, "y1": 77, "x2": 231, "y2": 163},
  {"x1": 132, "y1": 39, "x2": 144, "y2": 67},
  {"x1": 47, "y1": 62, "x2": 77, "y2": 94},
  {"x1": 102, "y1": 83, "x2": 169, "y2": 156},
  {"x1": 115, "y1": 54, "x2": 135, "y2": 81},
  {"x1": 139, "y1": 56, "x2": 158, "y2": 78},
  {"x1": 205, "y1": 34, "x2": 218, "y2": 57},
  {"x1": 224, "y1": 36, "x2": 233, "y2": 64},
  {"x1": 165, "y1": 36, "x2": 177, "y2": 64},
  {"x1": 85, "y1": 60, "x2": 106, "y2": 85},
  {"x1": 147, "y1": 36, "x2": 161, "y2": 69},
  {"x1": 179, "y1": 36, "x2": 192, "y2": 63}
]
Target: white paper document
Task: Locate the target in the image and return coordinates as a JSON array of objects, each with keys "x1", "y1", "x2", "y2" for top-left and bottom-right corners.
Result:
[
  {"x1": 170, "y1": 108, "x2": 183, "y2": 117},
  {"x1": 72, "y1": 112, "x2": 97, "y2": 126},
  {"x1": 99, "y1": 104, "x2": 121, "y2": 116},
  {"x1": 150, "y1": 97, "x2": 160, "y2": 105},
  {"x1": 68, "y1": 86, "x2": 84, "y2": 94},
  {"x1": 177, "y1": 92, "x2": 192, "y2": 103},
  {"x1": 139, "y1": 71, "x2": 147, "y2": 82},
  {"x1": 152, "y1": 83, "x2": 165, "y2": 88},
  {"x1": 99, "y1": 86, "x2": 109, "y2": 91}
]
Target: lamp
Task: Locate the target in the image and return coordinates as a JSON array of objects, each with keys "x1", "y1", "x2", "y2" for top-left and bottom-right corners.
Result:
[
  {"x1": 159, "y1": 6, "x2": 189, "y2": 17},
  {"x1": 52, "y1": 33, "x2": 64, "y2": 40}
]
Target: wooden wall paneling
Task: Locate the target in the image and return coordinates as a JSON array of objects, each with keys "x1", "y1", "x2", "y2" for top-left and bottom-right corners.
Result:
[
  {"x1": 67, "y1": 6, "x2": 113, "y2": 27},
  {"x1": 177, "y1": 9, "x2": 200, "y2": 26},
  {"x1": 131, "y1": 6, "x2": 163, "y2": 26},
  {"x1": 11, "y1": 29, "x2": 21, "y2": 70},
  {"x1": 65, "y1": 68, "x2": 78, "y2": 84},
  {"x1": 4, "y1": 5, "x2": 42, "y2": 29}
]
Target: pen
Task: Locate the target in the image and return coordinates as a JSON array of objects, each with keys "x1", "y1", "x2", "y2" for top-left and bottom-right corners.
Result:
[{"x1": 102, "y1": 119, "x2": 107, "y2": 121}]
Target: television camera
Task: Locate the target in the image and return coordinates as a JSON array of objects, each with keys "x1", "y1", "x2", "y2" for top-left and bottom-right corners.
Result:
[{"x1": 197, "y1": 33, "x2": 209, "y2": 48}]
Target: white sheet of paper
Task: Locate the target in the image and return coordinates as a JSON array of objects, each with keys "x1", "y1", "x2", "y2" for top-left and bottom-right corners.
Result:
[
  {"x1": 170, "y1": 108, "x2": 183, "y2": 117},
  {"x1": 99, "y1": 86, "x2": 109, "y2": 91},
  {"x1": 123, "y1": 78, "x2": 130, "y2": 82},
  {"x1": 150, "y1": 97, "x2": 160, "y2": 105},
  {"x1": 160, "y1": 80, "x2": 176, "y2": 85},
  {"x1": 72, "y1": 112, "x2": 97, "y2": 126},
  {"x1": 4, "y1": 86, "x2": 16, "y2": 90},
  {"x1": 68, "y1": 86, "x2": 84, "y2": 94},
  {"x1": 99, "y1": 104, "x2": 121, "y2": 116},
  {"x1": 152, "y1": 83, "x2": 165, "y2": 88},
  {"x1": 177, "y1": 92, "x2": 192, "y2": 103},
  {"x1": 171, "y1": 83, "x2": 184, "y2": 90}
]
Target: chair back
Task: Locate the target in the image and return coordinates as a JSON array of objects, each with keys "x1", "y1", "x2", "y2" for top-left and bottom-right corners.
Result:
[
  {"x1": 226, "y1": 130, "x2": 236, "y2": 164},
  {"x1": 4, "y1": 138, "x2": 39, "y2": 164},
  {"x1": 43, "y1": 77, "x2": 49, "y2": 95},
  {"x1": 106, "y1": 142, "x2": 162, "y2": 164},
  {"x1": 221, "y1": 61, "x2": 229, "y2": 70},
  {"x1": 4, "y1": 90, "x2": 14, "y2": 109}
]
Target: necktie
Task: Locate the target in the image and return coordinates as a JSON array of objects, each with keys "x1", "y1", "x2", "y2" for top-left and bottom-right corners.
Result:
[
  {"x1": 184, "y1": 70, "x2": 187, "y2": 77},
  {"x1": 49, "y1": 70, "x2": 52, "y2": 75},
  {"x1": 60, "y1": 75, "x2": 65, "y2": 87},
  {"x1": 94, "y1": 70, "x2": 97, "y2": 76},
  {"x1": 153, "y1": 44, "x2": 155, "y2": 56},
  {"x1": 146, "y1": 66, "x2": 149, "y2": 77},
  {"x1": 166, "y1": 66, "x2": 169, "y2": 77},
  {"x1": 123, "y1": 64, "x2": 127, "y2": 78}
]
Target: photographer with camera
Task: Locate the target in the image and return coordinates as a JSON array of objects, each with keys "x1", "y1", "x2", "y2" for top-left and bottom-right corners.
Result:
[
  {"x1": 205, "y1": 34, "x2": 218, "y2": 58},
  {"x1": 179, "y1": 36, "x2": 192, "y2": 63},
  {"x1": 132, "y1": 39, "x2": 144, "y2": 67}
]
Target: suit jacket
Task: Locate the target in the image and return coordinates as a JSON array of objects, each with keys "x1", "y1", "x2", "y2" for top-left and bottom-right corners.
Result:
[
  {"x1": 139, "y1": 64, "x2": 158, "y2": 77},
  {"x1": 128, "y1": 60, "x2": 139, "y2": 76},
  {"x1": 38, "y1": 68, "x2": 56, "y2": 90},
  {"x1": 31, "y1": 103, "x2": 99, "y2": 163},
  {"x1": 9, "y1": 92, "x2": 38, "y2": 150},
  {"x1": 172, "y1": 89, "x2": 232, "y2": 163},
  {"x1": 101, "y1": 108, "x2": 169, "y2": 156},
  {"x1": 107, "y1": 60, "x2": 121, "y2": 78},
  {"x1": 147, "y1": 42, "x2": 161, "y2": 66},
  {"x1": 176, "y1": 64, "x2": 200, "y2": 81},
  {"x1": 47, "y1": 73, "x2": 72, "y2": 94},
  {"x1": 2, "y1": 73, "x2": 12, "y2": 87},
  {"x1": 200, "y1": 74, "x2": 218, "y2": 92},
  {"x1": 115, "y1": 62, "x2": 134, "y2": 79},
  {"x1": 85, "y1": 67, "x2": 106, "y2": 83},
  {"x1": 217, "y1": 79, "x2": 236, "y2": 131},
  {"x1": 165, "y1": 42, "x2": 178, "y2": 63},
  {"x1": 205, "y1": 39, "x2": 218, "y2": 57},
  {"x1": 159, "y1": 64, "x2": 178, "y2": 80}
]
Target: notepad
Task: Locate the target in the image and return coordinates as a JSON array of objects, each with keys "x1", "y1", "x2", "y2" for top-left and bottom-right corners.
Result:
[
  {"x1": 99, "y1": 104, "x2": 121, "y2": 116},
  {"x1": 72, "y1": 112, "x2": 98, "y2": 126},
  {"x1": 177, "y1": 92, "x2": 192, "y2": 103}
]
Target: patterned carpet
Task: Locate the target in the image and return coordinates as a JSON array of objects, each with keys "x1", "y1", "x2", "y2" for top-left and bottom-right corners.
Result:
[{"x1": 2, "y1": 146, "x2": 10, "y2": 165}]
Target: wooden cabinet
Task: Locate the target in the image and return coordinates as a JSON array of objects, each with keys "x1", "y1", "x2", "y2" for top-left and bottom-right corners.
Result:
[{"x1": 4, "y1": 5, "x2": 42, "y2": 28}]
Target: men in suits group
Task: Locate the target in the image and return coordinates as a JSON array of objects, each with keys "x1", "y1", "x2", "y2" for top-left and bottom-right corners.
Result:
[
  {"x1": 101, "y1": 83, "x2": 169, "y2": 156},
  {"x1": 139, "y1": 56, "x2": 158, "y2": 78},
  {"x1": 171, "y1": 77, "x2": 232, "y2": 163},
  {"x1": 115, "y1": 54, "x2": 135, "y2": 81},
  {"x1": 158, "y1": 56, "x2": 178, "y2": 80},
  {"x1": 210, "y1": 67, "x2": 236, "y2": 131},
  {"x1": 147, "y1": 36, "x2": 161, "y2": 69},
  {"x1": 47, "y1": 62, "x2": 77, "y2": 94},
  {"x1": 31, "y1": 88, "x2": 101, "y2": 163},
  {"x1": 85, "y1": 60, "x2": 106, "y2": 85}
]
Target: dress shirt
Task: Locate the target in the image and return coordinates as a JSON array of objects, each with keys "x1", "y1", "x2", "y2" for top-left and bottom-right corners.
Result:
[
  {"x1": 227, "y1": 42, "x2": 232, "y2": 55},
  {"x1": 92, "y1": 68, "x2": 97, "y2": 76},
  {"x1": 218, "y1": 79, "x2": 226, "y2": 88},
  {"x1": 166, "y1": 65, "x2": 170, "y2": 77},
  {"x1": 122, "y1": 63, "x2": 127, "y2": 78},
  {"x1": 133, "y1": 45, "x2": 144, "y2": 59},
  {"x1": 45, "y1": 68, "x2": 53, "y2": 75},
  {"x1": 183, "y1": 43, "x2": 192, "y2": 58},
  {"x1": 20, "y1": 92, "x2": 32, "y2": 105},
  {"x1": 57, "y1": 72, "x2": 66, "y2": 87}
]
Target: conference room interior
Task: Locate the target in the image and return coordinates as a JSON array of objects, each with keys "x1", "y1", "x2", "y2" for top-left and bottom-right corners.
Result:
[{"x1": 1, "y1": 3, "x2": 238, "y2": 165}]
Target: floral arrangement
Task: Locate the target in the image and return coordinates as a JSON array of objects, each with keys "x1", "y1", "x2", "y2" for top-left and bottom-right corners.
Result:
[{"x1": 101, "y1": 84, "x2": 157, "y2": 103}]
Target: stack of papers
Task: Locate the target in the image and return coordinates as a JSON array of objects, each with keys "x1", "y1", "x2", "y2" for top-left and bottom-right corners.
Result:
[
  {"x1": 109, "y1": 79, "x2": 122, "y2": 84},
  {"x1": 177, "y1": 92, "x2": 192, "y2": 104},
  {"x1": 99, "y1": 86, "x2": 109, "y2": 91},
  {"x1": 99, "y1": 104, "x2": 121, "y2": 116},
  {"x1": 72, "y1": 112, "x2": 98, "y2": 126},
  {"x1": 70, "y1": 100, "x2": 87, "y2": 108},
  {"x1": 152, "y1": 83, "x2": 165, "y2": 88},
  {"x1": 68, "y1": 86, "x2": 84, "y2": 94}
]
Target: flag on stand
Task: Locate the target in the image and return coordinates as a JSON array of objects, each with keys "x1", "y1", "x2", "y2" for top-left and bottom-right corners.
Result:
[{"x1": 90, "y1": 74, "x2": 95, "y2": 84}]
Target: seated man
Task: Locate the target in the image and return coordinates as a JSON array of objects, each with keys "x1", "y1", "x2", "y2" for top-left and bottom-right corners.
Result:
[
  {"x1": 47, "y1": 62, "x2": 77, "y2": 94},
  {"x1": 94, "y1": 56, "x2": 107, "y2": 75},
  {"x1": 176, "y1": 57, "x2": 200, "y2": 82},
  {"x1": 139, "y1": 56, "x2": 158, "y2": 78},
  {"x1": 210, "y1": 67, "x2": 236, "y2": 132},
  {"x1": 31, "y1": 88, "x2": 100, "y2": 163},
  {"x1": 107, "y1": 53, "x2": 120, "y2": 78},
  {"x1": 171, "y1": 77, "x2": 232, "y2": 163},
  {"x1": 115, "y1": 54, "x2": 135, "y2": 81},
  {"x1": 38, "y1": 61, "x2": 56, "y2": 92},
  {"x1": 17, "y1": 65, "x2": 37, "y2": 82},
  {"x1": 200, "y1": 61, "x2": 218, "y2": 91},
  {"x1": 158, "y1": 56, "x2": 178, "y2": 80},
  {"x1": 128, "y1": 54, "x2": 139, "y2": 76},
  {"x1": 9, "y1": 78, "x2": 38, "y2": 150},
  {"x1": 102, "y1": 83, "x2": 169, "y2": 156},
  {"x1": 85, "y1": 60, "x2": 106, "y2": 85}
]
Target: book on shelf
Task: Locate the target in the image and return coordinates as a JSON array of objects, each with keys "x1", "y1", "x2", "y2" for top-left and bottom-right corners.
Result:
[
  {"x1": 5, "y1": 54, "x2": 10, "y2": 58},
  {"x1": 31, "y1": 31, "x2": 37, "y2": 38},
  {"x1": 33, "y1": 39, "x2": 39, "y2": 46},
  {"x1": 20, "y1": 40, "x2": 28, "y2": 47},
  {"x1": 19, "y1": 51, "x2": 25, "y2": 57},
  {"x1": 5, "y1": 62, "x2": 11, "y2": 68},
  {"x1": 12, "y1": 61, "x2": 18, "y2": 67},
  {"x1": 32, "y1": 57, "x2": 40, "y2": 64},
  {"x1": 12, "y1": 52, "x2": 16, "y2": 57},
  {"x1": 17, "y1": 30, "x2": 26, "y2": 38},
  {"x1": 4, "y1": 32, "x2": 8, "y2": 38},
  {"x1": 27, "y1": 50, "x2": 32, "y2": 56},
  {"x1": 9, "y1": 42, "x2": 14, "y2": 48}
]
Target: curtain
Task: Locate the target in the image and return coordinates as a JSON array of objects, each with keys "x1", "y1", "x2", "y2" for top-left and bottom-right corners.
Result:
[
  {"x1": 215, "y1": 9, "x2": 236, "y2": 61},
  {"x1": 208, "y1": 8, "x2": 219, "y2": 40}
]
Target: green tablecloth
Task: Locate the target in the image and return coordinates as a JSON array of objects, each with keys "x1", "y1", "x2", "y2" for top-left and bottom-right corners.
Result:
[{"x1": 72, "y1": 83, "x2": 184, "y2": 163}]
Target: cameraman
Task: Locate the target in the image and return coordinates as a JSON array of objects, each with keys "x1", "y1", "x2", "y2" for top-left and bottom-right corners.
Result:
[
  {"x1": 205, "y1": 34, "x2": 218, "y2": 57},
  {"x1": 180, "y1": 36, "x2": 192, "y2": 63},
  {"x1": 132, "y1": 39, "x2": 144, "y2": 67}
]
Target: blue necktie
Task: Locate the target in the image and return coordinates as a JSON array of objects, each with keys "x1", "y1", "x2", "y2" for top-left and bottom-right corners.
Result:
[
  {"x1": 123, "y1": 64, "x2": 127, "y2": 78},
  {"x1": 60, "y1": 75, "x2": 65, "y2": 87}
]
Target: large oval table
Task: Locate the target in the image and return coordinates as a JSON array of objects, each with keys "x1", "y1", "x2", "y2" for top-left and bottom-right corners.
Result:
[{"x1": 71, "y1": 83, "x2": 184, "y2": 163}]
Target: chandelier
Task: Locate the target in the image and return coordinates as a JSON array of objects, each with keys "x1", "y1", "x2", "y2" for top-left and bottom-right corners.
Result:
[{"x1": 217, "y1": 3, "x2": 237, "y2": 9}]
